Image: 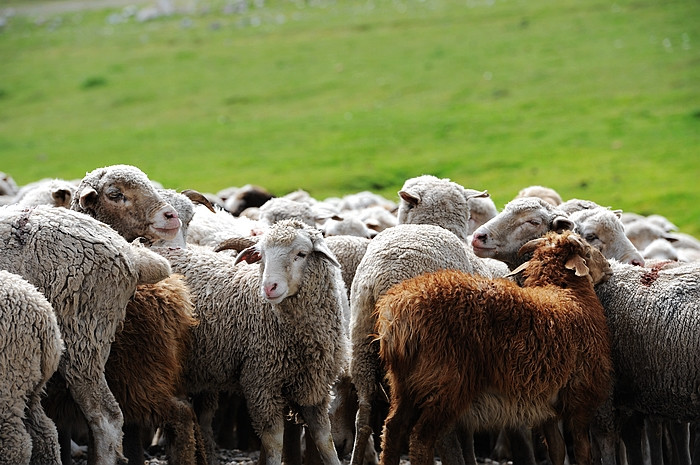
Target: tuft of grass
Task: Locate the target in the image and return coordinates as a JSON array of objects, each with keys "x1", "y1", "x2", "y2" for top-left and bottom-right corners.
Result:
[{"x1": 0, "y1": 0, "x2": 698, "y2": 236}]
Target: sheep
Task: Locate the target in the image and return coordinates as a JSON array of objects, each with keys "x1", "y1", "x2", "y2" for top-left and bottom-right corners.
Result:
[
  {"x1": 223, "y1": 184, "x2": 275, "y2": 216},
  {"x1": 65, "y1": 166, "x2": 210, "y2": 464},
  {"x1": 156, "y1": 219, "x2": 349, "y2": 465},
  {"x1": 0, "y1": 269, "x2": 64, "y2": 465},
  {"x1": 567, "y1": 206, "x2": 645, "y2": 267},
  {"x1": 375, "y1": 231, "x2": 614, "y2": 465},
  {"x1": 258, "y1": 197, "x2": 319, "y2": 228},
  {"x1": 349, "y1": 176, "x2": 505, "y2": 465},
  {"x1": 0, "y1": 171, "x2": 19, "y2": 205},
  {"x1": 396, "y1": 174, "x2": 496, "y2": 241},
  {"x1": 590, "y1": 259, "x2": 700, "y2": 465},
  {"x1": 514, "y1": 185, "x2": 564, "y2": 206},
  {"x1": 187, "y1": 203, "x2": 267, "y2": 247},
  {"x1": 0, "y1": 204, "x2": 172, "y2": 465},
  {"x1": 70, "y1": 164, "x2": 182, "y2": 245},
  {"x1": 13, "y1": 178, "x2": 76, "y2": 208},
  {"x1": 471, "y1": 197, "x2": 575, "y2": 270}
]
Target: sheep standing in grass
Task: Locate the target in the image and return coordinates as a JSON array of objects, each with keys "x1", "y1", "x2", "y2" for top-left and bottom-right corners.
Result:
[
  {"x1": 375, "y1": 231, "x2": 614, "y2": 465},
  {"x1": 158, "y1": 219, "x2": 349, "y2": 465},
  {"x1": 0, "y1": 269, "x2": 64, "y2": 465},
  {"x1": 0, "y1": 205, "x2": 172, "y2": 465}
]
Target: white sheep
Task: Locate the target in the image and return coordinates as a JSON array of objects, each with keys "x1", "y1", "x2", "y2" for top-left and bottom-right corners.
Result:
[
  {"x1": 157, "y1": 219, "x2": 349, "y2": 465},
  {"x1": 514, "y1": 184, "x2": 564, "y2": 206},
  {"x1": 0, "y1": 205, "x2": 171, "y2": 465},
  {"x1": 349, "y1": 176, "x2": 504, "y2": 465},
  {"x1": 0, "y1": 269, "x2": 64, "y2": 465},
  {"x1": 12, "y1": 178, "x2": 76, "y2": 208}
]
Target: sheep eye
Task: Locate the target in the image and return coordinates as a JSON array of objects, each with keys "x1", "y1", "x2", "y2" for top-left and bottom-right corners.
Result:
[
  {"x1": 526, "y1": 220, "x2": 541, "y2": 226},
  {"x1": 585, "y1": 234, "x2": 599, "y2": 242},
  {"x1": 296, "y1": 252, "x2": 307, "y2": 259},
  {"x1": 107, "y1": 191, "x2": 125, "y2": 202}
]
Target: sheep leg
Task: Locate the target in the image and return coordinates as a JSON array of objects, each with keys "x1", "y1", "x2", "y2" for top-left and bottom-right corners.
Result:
[
  {"x1": 192, "y1": 391, "x2": 219, "y2": 465},
  {"x1": 162, "y1": 398, "x2": 203, "y2": 465},
  {"x1": 259, "y1": 421, "x2": 285, "y2": 465},
  {"x1": 378, "y1": 393, "x2": 415, "y2": 465},
  {"x1": 408, "y1": 408, "x2": 449, "y2": 465},
  {"x1": 620, "y1": 413, "x2": 646, "y2": 465},
  {"x1": 667, "y1": 421, "x2": 691, "y2": 465},
  {"x1": 351, "y1": 398, "x2": 375, "y2": 465},
  {"x1": 24, "y1": 391, "x2": 61, "y2": 465},
  {"x1": 63, "y1": 370, "x2": 126, "y2": 465},
  {"x1": 542, "y1": 419, "x2": 566, "y2": 465},
  {"x1": 435, "y1": 427, "x2": 468, "y2": 465},
  {"x1": 300, "y1": 404, "x2": 342, "y2": 465},
  {"x1": 505, "y1": 426, "x2": 537, "y2": 465},
  {"x1": 122, "y1": 423, "x2": 144, "y2": 465}
]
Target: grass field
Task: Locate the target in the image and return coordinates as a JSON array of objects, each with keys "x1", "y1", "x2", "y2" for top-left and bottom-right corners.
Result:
[{"x1": 1, "y1": 0, "x2": 698, "y2": 235}]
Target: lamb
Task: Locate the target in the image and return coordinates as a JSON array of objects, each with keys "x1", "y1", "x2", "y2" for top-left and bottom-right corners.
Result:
[
  {"x1": 590, "y1": 259, "x2": 700, "y2": 465},
  {"x1": 375, "y1": 231, "x2": 614, "y2": 465},
  {"x1": 157, "y1": 219, "x2": 349, "y2": 465},
  {"x1": 223, "y1": 184, "x2": 275, "y2": 216},
  {"x1": 0, "y1": 269, "x2": 64, "y2": 465},
  {"x1": 0, "y1": 205, "x2": 172, "y2": 465}
]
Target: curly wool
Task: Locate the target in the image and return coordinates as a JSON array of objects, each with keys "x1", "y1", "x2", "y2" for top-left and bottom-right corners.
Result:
[{"x1": 0, "y1": 270, "x2": 64, "y2": 465}]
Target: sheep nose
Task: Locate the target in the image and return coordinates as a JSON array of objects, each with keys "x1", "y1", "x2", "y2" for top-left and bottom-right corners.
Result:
[
  {"x1": 472, "y1": 232, "x2": 488, "y2": 243},
  {"x1": 631, "y1": 258, "x2": 645, "y2": 267},
  {"x1": 164, "y1": 209, "x2": 179, "y2": 220},
  {"x1": 264, "y1": 283, "x2": 278, "y2": 297}
]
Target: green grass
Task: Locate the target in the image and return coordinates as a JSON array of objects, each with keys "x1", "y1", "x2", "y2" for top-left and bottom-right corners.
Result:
[{"x1": 1, "y1": 0, "x2": 698, "y2": 236}]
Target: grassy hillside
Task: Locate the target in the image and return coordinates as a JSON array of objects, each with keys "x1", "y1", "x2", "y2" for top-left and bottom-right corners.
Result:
[{"x1": 1, "y1": 0, "x2": 698, "y2": 235}]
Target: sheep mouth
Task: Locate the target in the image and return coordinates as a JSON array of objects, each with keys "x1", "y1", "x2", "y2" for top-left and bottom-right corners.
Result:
[
  {"x1": 471, "y1": 244, "x2": 496, "y2": 257},
  {"x1": 150, "y1": 224, "x2": 181, "y2": 241}
]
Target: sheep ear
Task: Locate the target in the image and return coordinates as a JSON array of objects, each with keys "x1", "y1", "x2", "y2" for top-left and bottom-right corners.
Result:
[
  {"x1": 53, "y1": 188, "x2": 72, "y2": 205},
  {"x1": 79, "y1": 186, "x2": 99, "y2": 210},
  {"x1": 234, "y1": 245, "x2": 261, "y2": 265},
  {"x1": 399, "y1": 190, "x2": 420, "y2": 207},
  {"x1": 466, "y1": 189, "x2": 490, "y2": 200},
  {"x1": 565, "y1": 255, "x2": 590, "y2": 277},
  {"x1": 551, "y1": 216, "x2": 575, "y2": 233},
  {"x1": 312, "y1": 238, "x2": 341, "y2": 268}
]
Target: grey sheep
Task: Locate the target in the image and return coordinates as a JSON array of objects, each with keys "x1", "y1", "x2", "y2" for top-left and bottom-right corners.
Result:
[
  {"x1": 0, "y1": 269, "x2": 64, "y2": 465},
  {"x1": 0, "y1": 205, "x2": 171, "y2": 465},
  {"x1": 12, "y1": 178, "x2": 76, "y2": 208},
  {"x1": 592, "y1": 259, "x2": 700, "y2": 465},
  {"x1": 157, "y1": 219, "x2": 349, "y2": 465}
]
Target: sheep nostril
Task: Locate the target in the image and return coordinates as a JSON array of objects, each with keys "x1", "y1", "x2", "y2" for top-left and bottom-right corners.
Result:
[
  {"x1": 164, "y1": 209, "x2": 179, "y2": 220},
  {"x1": 631, "y1": 259, "x2": 645, "y2": 267}
]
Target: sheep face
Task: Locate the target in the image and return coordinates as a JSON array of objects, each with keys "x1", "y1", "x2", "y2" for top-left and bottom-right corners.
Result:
[
  {"x1": 72, "y1": 165, "x2": 182, "y2": 244},
  {"x1": 570, "y1": 208, "x2": 644, "y2": 266},
  {"x1": 519, "y1": 231, "x2": 613, "y2": 286},
  {"x1": 471, "y1": 197, "x2": 574, "y2": 269},
  {"x1": 235, "y1": 219, "x2": 340, "y2": 304}
]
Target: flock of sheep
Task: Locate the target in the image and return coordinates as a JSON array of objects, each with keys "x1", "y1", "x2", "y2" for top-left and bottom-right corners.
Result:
[{"x1": 0, "y1": 165, "x2": 698, "y2": 465}]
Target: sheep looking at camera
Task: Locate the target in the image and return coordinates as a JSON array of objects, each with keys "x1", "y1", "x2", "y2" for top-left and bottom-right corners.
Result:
[
  {"x1": 375, "y1": 231, "x2": 614, "y2": 465},
  {"x1": 158, "y1": 219, "x2": 349, "y2": 465}
]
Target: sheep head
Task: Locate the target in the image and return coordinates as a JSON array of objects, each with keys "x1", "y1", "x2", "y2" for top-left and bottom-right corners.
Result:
[
  {"x1": 234, "y1": 219, "x2": 340, "y2": 304},
  {"x1": 517, "y1": 231, "x2": 612, "y2": 286},
  {"x1": 72, "y1": 165, "x2": 182, "y2": 244},
  {"x1": 471, "y1": 197, "x2": 574, "y2": 270}
]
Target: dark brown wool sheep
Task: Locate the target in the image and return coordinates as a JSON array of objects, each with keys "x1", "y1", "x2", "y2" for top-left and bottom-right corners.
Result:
[{"x1": 375, "y1": 231, "x2": 614, "y2": 465}]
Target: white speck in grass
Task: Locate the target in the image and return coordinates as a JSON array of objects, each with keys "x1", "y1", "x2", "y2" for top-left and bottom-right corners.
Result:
[
  {"x1": 682, "y1": 33, "x2": 691, "y2": 50},
  {"x1": 483, "y1": 71, "x2": 493, "y2": 81},
  {"x1": 344, "y1": 112, "x2": 353, "y2": 121},
  {"x1": 663, "y1": 38, "x2": 673, "y2": 52}
]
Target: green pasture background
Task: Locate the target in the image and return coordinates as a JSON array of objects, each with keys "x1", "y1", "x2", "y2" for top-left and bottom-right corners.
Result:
[{"x1": 1, "y1": 0, "x2": 698, "y2": 235}]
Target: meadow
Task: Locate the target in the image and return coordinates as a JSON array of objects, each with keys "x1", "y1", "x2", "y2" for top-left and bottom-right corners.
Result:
[{"x1": 1, "y1": 0, "x2": 698, "y2": 235}]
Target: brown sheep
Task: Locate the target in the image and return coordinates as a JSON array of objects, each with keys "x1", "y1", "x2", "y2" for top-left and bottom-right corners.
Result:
[{"x1": 375, "y1": 231, "x2": 614, "y2": 465}]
